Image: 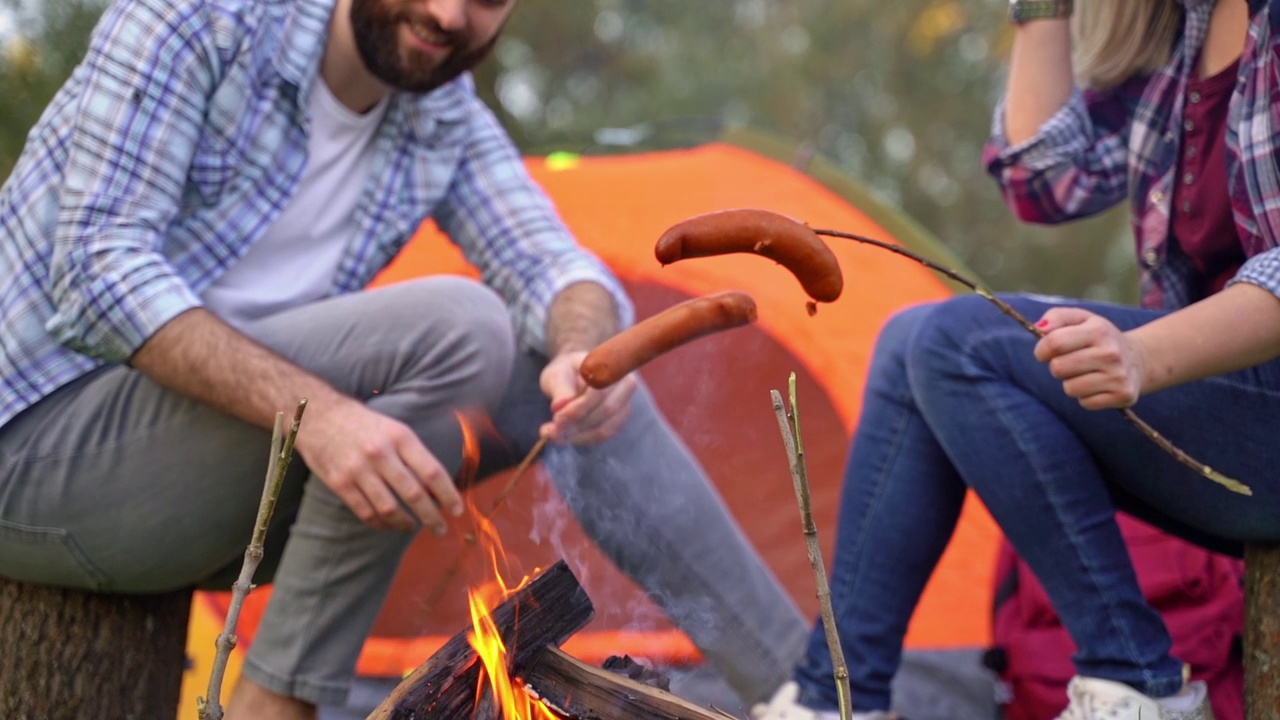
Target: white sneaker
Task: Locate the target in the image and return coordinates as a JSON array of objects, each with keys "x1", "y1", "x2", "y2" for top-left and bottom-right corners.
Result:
[
  {"x1": 750, "y1": 681, "x2": 899, "y2": 720},
  {"x1": 1055, "y1": 676, "x2": 1215, "y2": 720}
]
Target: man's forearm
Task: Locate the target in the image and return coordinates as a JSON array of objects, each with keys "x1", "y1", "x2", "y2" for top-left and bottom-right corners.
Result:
[
  {"x1": 545, "y1": 282, "x2": 620, "y2": 356},
  {"x1": 129, "y1": 307, "x2": 351, "y2": 429}
]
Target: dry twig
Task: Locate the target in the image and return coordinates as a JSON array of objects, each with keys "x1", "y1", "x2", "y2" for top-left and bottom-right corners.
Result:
[
  {"x1": 772, "y1": 374, "x2": 851, "y2": 720},
  {"x1": 198, "y1": 399, "x2": 308, "y2": 720},
  {"x1": 423, "y1": 433, "x2": 551, "y2": 611},
  {"x1": 813, "y1": 227, "x2": 1251, "y2": 496}
]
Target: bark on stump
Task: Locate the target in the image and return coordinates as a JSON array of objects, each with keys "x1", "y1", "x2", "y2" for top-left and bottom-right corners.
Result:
[
  {"x1": 0, "y1": 578, "x2": 192, "y2": 720},
  {"x1": 1245, "y1": 543, "x2": 1280, "y2": 720}
]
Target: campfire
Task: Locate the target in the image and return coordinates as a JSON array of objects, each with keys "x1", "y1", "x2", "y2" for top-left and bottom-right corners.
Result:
[
  {"x1": 366, "y1": 556, "x2": 742, "y2": 720},
  {"x1": 362, "y1": 415, "x2": 734, "y2": 720}
]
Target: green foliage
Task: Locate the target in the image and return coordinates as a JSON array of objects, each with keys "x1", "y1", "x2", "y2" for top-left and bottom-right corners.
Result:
[
  {"x1": 472, "y1": 0, "x2": 1136, "y2": 302},
  {"x1": 0, "y1": 0, "x2": 1137, "y2": 302},
  {"x1": 0, "y1": 0, "x2": 106, "y2": 179}
]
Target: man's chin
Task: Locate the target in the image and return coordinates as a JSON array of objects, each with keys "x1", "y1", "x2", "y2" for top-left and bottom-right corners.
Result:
[
  {"x1": 388, "y1": 73, "x2": 456, "y2": 94},
  {"x1": 389, "y1": 64, "x2": 469, "y2": 94}
]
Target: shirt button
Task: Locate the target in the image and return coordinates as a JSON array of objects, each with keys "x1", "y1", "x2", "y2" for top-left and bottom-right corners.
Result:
[
  {"x1": 1144, "y1": 248, "x2": 1160, "y2": 267},
  {"x1": 1189, "y1": 91, "x2": 1202, "y2": 103},
  {"x1": 1183, "y1": 201, "x2": 1193, "y2": 213},
  {"x1": 1187, "y1": 145, "x2": 1197, "y2": 158},
  {"x1": 1184, "y1": 172, "x2": 1195, "y2": 184},
  {"x1": 1185, "y1": 119, "x2": 1195, "y2": 131}
]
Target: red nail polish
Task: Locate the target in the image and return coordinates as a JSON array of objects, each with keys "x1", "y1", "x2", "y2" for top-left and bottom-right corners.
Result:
[{"x1": 1036, "y1": 319, "x2": 1049, "y2": 329}]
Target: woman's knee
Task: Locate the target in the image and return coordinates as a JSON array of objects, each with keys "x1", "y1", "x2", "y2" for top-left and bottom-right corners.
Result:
[
  {"x1": 878, "y1": 303, "x2": 938, "y2": 351},
  {"x1": 864, "y1": 303, "x2": 938, "y2": 382},
  {"x1": 908, "y1": 293, "x2": 1047, "y2": 386}
]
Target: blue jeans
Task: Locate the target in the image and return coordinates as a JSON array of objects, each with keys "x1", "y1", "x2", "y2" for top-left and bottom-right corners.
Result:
[{"x1": 792, "y1": 294, "x2": 1280, "y2": 713}]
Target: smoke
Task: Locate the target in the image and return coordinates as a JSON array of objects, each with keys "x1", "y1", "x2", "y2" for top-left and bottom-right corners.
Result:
[
  {"x1": 525, "y1": 447, "x2": 592, "y2": 586},
  {"x1": 528, "y1": 439, "x2": 728, "y2": 646}
]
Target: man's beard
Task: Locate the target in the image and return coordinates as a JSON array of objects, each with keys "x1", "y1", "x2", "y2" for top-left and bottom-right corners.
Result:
[{"x1": 349, "y1": 0, "x2": 500, "y2": 93}]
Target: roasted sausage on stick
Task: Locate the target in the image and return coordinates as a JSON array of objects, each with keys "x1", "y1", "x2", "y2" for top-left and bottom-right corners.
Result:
[
  {"x1": 654, "y1": 209, "x2": 844, "y2": 308},
  {"x1": 579, "y1": 291, "x2": 758, "y2": 389}
]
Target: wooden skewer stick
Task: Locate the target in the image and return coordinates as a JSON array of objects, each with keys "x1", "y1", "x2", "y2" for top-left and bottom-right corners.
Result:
[
  {"x1": 423, "y1": 433, "x2": 553, "y2": 611},
  {"x1": 813, "y1": 227, "x2": 1251, "y2": 497},
  {"x1": 424, "y1": 384, "x2": 594, "y2": 610}
]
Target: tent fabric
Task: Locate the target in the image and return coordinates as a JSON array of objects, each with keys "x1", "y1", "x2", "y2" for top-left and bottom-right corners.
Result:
[{"x1": 178, "y1": 139, "x2": 1001, "y2": 718}]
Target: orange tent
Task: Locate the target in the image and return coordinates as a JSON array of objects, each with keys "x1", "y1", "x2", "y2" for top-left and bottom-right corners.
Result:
[{"x1": 178, "y1": 132, "x2": 998, "y2": 716}]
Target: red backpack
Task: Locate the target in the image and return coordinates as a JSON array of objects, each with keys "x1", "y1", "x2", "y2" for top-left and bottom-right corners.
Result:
[{"x1": 985, "y1": 513, "x2": 1244, "y2": 720}]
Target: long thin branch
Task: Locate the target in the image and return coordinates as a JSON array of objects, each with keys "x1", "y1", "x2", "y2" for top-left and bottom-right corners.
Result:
[
  {"x1": 424, "y1": 385, "x2": 595, "y2": 611},
  {"x1": 813, "y1": 227, "x2": 1251, "y2": 496},
  {"x1": 199, "y1": 399, "x2": 308, "y2": 720},
  {"x1": 423, "y1": 434, "x2": 551, "y2": 612},
  {"x1": 772, "y1": 377, "x2": 851, "y2": 720}
]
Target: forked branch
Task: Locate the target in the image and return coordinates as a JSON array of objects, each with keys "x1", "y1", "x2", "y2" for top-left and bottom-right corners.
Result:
[
  {"x1": 198, "y1": 399, "x2": 308, "y2": 720},
  {"x1": 772, "y1": 375, "x2": 852, "y2": 720}
]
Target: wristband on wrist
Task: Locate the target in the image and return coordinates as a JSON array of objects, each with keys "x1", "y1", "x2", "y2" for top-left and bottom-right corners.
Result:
[{"x1": 1008, "y1": 0, "x2": 1073, "y2": 25}]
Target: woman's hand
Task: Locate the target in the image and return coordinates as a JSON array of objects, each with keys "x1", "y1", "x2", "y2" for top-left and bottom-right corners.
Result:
[{"x1": 1033, "y1": 307, "x2": 1149, "y2": 410}]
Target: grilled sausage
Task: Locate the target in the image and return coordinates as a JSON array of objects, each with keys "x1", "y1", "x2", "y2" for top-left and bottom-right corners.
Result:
[
  {"x1": 654, "y1": 209, "x2": 844, "y2": 306},
  {"x1": 580, "y1": 291, "x2": 758, "y2": 389}
]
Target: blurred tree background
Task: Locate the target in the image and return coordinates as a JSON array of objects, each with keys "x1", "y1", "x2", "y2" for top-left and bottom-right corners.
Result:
[{"x1": 0, "y1": 0, "x2": 1135, "y2": 302}]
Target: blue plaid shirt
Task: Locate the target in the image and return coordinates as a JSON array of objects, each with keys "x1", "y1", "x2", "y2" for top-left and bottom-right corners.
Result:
[
  {"x1": 0, "y1": 0, "x2": 632, "y2": 429},
  {"x1": 984, "y1": 0, "x2": 1280, "y2": 311}
]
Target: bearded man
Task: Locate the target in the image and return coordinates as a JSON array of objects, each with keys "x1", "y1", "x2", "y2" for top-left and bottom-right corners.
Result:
[{"x1": 0, "y1": 0, "x2": 807, "y2": 717}]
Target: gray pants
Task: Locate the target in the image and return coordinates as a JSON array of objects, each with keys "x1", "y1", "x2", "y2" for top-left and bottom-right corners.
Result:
[{"x1": 0, "y1": 277, "x2": 806, "y2": 706}]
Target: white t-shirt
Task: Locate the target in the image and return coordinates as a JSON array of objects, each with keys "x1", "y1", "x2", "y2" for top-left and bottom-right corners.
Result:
[{"x1": 200, "y1": 79, "x2": 389, "y2": 329}]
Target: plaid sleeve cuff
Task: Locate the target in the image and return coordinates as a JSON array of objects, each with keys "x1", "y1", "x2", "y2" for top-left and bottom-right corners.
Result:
[
  {"x1": 46, "y1": 259, "x2": 202, "y2": 362},
  {"x1": 1229, "y1": 248, "x2": 1280, "y2": 301},
  {"x1": 986, "y1": 87, "x2": 1094, "y2": 173}
]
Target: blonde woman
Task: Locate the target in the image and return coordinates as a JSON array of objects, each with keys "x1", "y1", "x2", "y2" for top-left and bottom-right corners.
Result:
[{"x1": 753, "y1": 1, "x2": 1278, "y2": 719}]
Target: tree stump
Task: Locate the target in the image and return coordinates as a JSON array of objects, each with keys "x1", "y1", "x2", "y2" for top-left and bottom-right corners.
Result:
[
  {"x1": 0, "y1": 578, "x2": 192, "y2": 720},
  {"x1": 1244, "y1": 543, "x2": 1280, "y2": 720}
]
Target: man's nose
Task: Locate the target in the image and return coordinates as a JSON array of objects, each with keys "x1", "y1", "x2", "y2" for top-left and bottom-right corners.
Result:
[{"x1": 426, "y1": 0, "x2": 467, "y2": 32}]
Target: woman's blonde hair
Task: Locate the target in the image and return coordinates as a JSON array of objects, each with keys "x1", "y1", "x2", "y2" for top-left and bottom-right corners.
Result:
[{"x1": 1072, "y1": 0, "x2": 1184, "y2": 90}]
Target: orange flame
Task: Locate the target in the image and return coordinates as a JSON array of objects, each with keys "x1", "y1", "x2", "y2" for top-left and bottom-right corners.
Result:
[
  {"x1": 467, "y1": 584, "x2": 559, "y2": 720},
  {"x1": 458, "y1": 412, "x2": 559, "y2": 719},
  {"x1": 455, "y1": 410, "x2": 483, "y2": 488}
]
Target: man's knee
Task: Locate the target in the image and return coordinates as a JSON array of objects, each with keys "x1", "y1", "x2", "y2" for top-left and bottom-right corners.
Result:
[
  {"x1": 327, "y1": 276, "x2": 516, "y2": 403},
  {"x1": 366, "y1": 276, "x2": 512, "y2": 357}
]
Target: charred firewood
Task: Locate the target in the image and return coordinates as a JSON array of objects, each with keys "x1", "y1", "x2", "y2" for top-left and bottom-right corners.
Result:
[{"x1": 366, "y1": 561, "x2": 593, "y2": 720}]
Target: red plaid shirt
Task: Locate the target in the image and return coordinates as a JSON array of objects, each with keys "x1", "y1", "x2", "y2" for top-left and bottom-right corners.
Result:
[{"x1": 984, "y1": 0, "x2": 1280, "y2": 311}]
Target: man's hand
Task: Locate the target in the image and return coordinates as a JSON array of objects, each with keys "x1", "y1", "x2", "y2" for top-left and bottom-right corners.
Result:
[
  {"x1": 1033, "y1": 307, "x2": 1148, "y2": 410},
  {"x1": 130, "y1": 308, "x2": 461, "y2": 534},
  {"x1": 293, "y1": 396, "x2": 462, "y2": 533},
  {"x1": 541, "y1": 281, "x2": 634, "y2": 444},
  {"x1": 538, "y1": 350, "x2": 637, "y2": 444}
]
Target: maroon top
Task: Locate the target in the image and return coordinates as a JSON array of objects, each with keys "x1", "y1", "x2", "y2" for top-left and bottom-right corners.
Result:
[{"x1": 1171, "y1": 57, "x2": 1246, "y2": 298}]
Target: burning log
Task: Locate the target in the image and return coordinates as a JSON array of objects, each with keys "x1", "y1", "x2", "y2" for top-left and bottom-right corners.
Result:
[
  {"x1": 369, "y1": 560, "x2": 733, "y2": 720},
  {"x1": 524, "y1": 646, "x2": 732, "y2": 720},
  {"x1": 367, "y1": 561, "x2": 593, "y2": 719}
]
